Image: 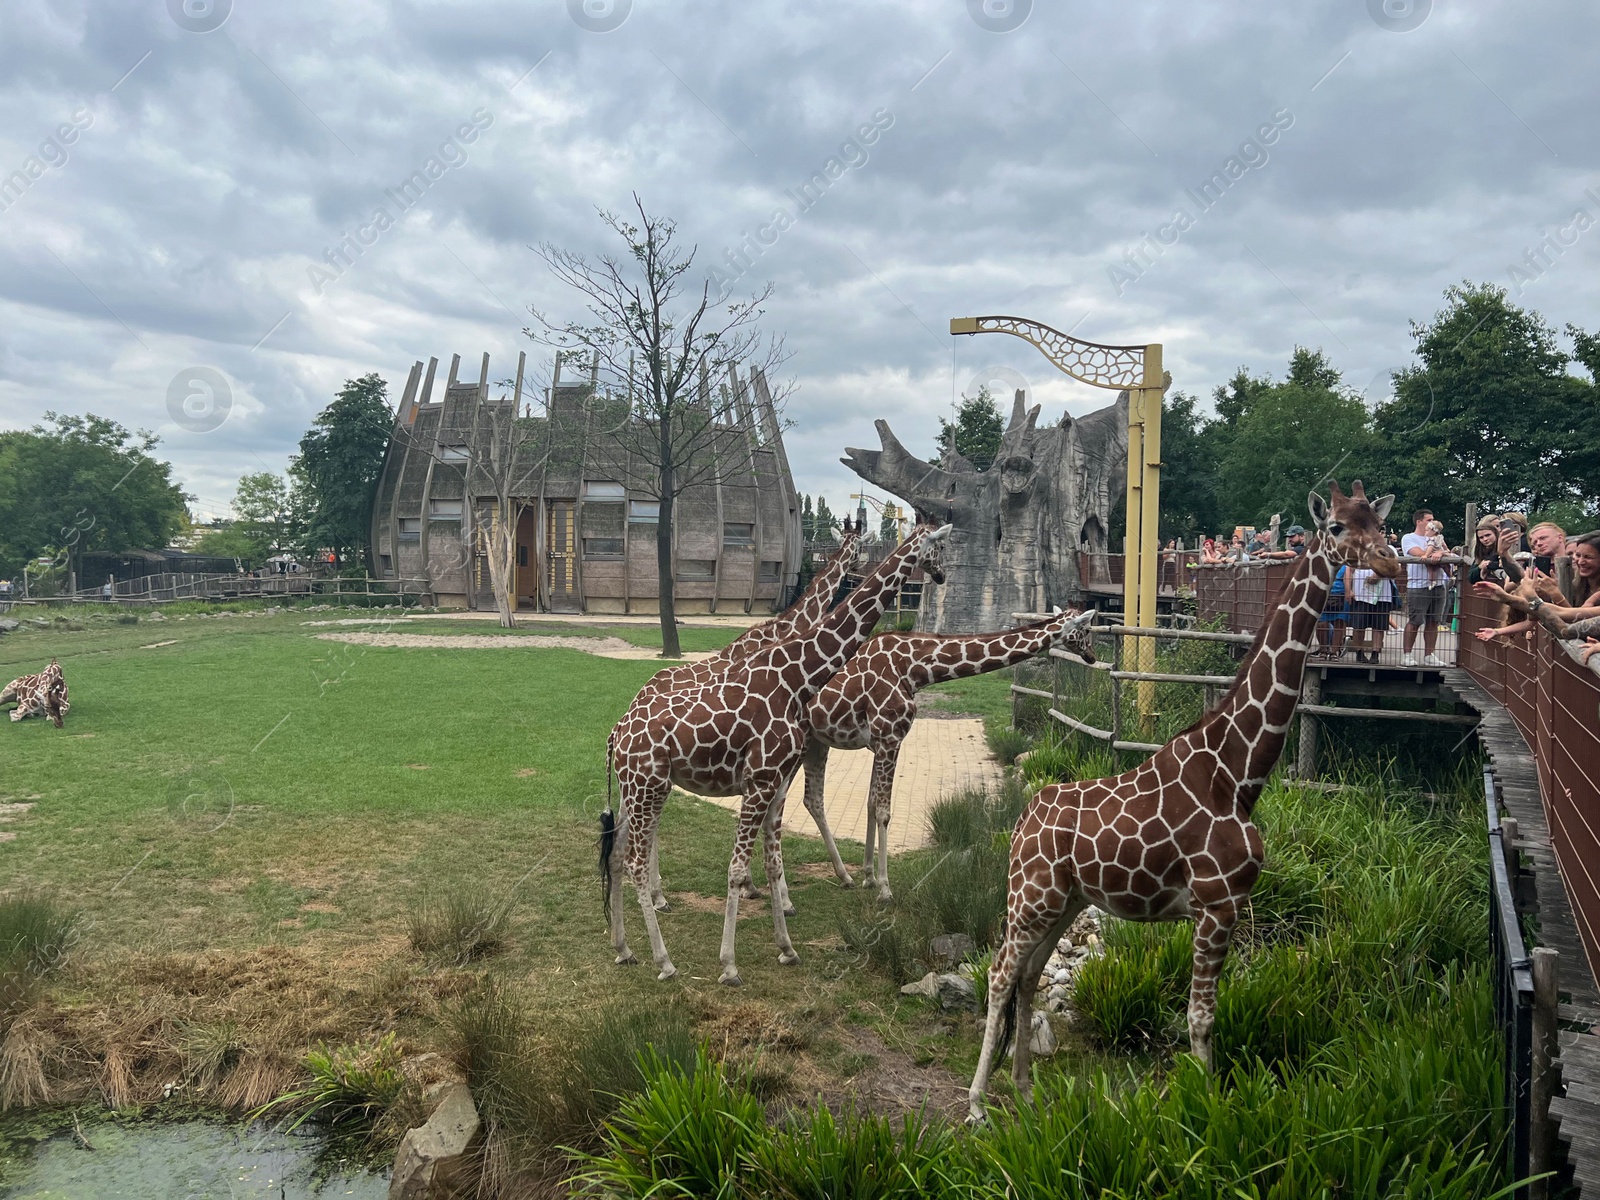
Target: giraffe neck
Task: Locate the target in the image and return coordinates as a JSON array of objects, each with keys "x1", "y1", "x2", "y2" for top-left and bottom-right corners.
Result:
[
  {"x1": 1209, "y1": 539, "x2": 1334, "y2": 812},
  {"x1": 910, "y1": 622, "x2": 1060, "y2": 688},
  {"x1": 797, "y1": 538, "x2": 924, "y2": 693},
  {"x1": 782, "y1": 534, "x2": 857, "y2": 630}
]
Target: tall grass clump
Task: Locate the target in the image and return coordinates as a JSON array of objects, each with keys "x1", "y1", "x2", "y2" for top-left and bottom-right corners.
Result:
[
  {"x1": 0, "y1": 893, "x2": 80, "y2": 1018},
  {"x1": 408, "y1": 883, "x2": 513, "y2": 965},
  {"x1": 448, "y1": 983, "x2": 696, "y2": 1189},
  {"x1": 256, "y1": 1032, "x2": 405, "y2": 1133},
  {"x1": 985, "y1": 725, "x2": 1032, "y2": 766}
]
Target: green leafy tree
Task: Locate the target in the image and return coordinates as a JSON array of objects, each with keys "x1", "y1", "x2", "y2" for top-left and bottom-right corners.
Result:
[
  {"x1": 936, "y1": 386, "x2": 1005, "y2": 471},
  {"x1": 193, "y1": 523, "x2": 267, "y2": 566},
  {"x1": 0, "y1": 413, "x2": 188, "y2": 581},
  {"x1": 291, "y1": 375, "x2": 392, "y2": 569},
  {"x1": 234, "y1": 472, "x2": 298, "y2": 554},
  {"x1": 813, "y1": 496, "x2": 839, "y2": 540},
  {"x1": 800, "y1": 494, "x2": 816, "y2": 541},
  {"x1": 1155, "y1": 390, "x2": 1220, "y2": 543},
  {"x1": 1374, "y1": 283, "x2": 1594, "y2": 521}
]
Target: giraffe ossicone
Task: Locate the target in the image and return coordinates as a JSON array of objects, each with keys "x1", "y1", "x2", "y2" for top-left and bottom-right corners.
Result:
[
  {"x1": 603, "y1": 524, "x2": 952, "y2": 985},
  {"x1": 966, "y1": 480, "x2": 1400, "y2": 1123}
]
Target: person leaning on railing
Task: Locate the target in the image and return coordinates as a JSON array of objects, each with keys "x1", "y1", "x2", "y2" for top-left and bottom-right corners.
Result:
[
  {"x1": 1468, "y1": 514, "x2": 1506, "y2": 583},
  {"x1": 1473, "y1": 532, "x2": 1600, "y2": 643}
]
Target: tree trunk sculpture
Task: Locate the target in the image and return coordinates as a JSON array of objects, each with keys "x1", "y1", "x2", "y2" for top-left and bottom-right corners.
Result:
[{"x1": 842, "y1": 391, "x2": 1127, "y2": 633}]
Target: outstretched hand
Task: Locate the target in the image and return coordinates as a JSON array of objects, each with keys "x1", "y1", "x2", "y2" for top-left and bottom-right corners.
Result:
[{"x1": 1471, "y1": 580, "x2": 1518, "y2": 605}]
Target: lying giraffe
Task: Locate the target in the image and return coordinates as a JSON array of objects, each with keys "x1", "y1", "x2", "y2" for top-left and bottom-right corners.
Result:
[
  {"x1": 800, "y1": 608, "x2": 1097, "y2": 900},
  {"x1": 604, "y1": 524, "x2": 951, "y2": 984},
  {"x1": 1, "y1": 660, "x2": 69, "y2": 727},
  {"x1": 967, "y1": 480, "x2": 1401, "y2": 1121},
  {"x1": 613, "y1": 520, "x2": 866, "y2": 910}
]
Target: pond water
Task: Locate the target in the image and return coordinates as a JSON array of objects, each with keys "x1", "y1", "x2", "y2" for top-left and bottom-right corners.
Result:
[{"x1": 0, "y1": 1119, "x2": 388, "y2": 1199}]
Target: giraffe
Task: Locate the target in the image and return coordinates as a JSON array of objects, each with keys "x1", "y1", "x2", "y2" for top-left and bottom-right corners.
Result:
[
  {"x1": 799, "y1": 608, "x2": 1098, "y2": 899},
  {"x1": 966, "y1": 480, "x2": 1401, "y2": 1122},
  {"x1": 603, "y1": 524, "x2": 952, "y2": 984},
  {"x1": 613, "y1": 519, "x2": 866, "y2": 911}
]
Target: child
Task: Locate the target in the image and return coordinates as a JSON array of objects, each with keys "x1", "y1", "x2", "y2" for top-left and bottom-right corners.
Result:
[{"x1": 1424, "y1": 519, "x2": 1448, "y2": 557}]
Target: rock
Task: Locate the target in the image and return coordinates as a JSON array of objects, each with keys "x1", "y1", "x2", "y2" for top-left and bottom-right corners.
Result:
[
  {"x1": 1013, "y1": 750, "x2": 1033, "y2": 767},
  {"x1": 900, "y1": 971, "x2": 979, "y2": 1012},
  {"x1": 928, "y1": 933, "x2": 975, "y2": 965},
  {"x1": 0, "y1": 618, "x2": 18, "y2": 633},
  {"x1": 389, "y1": 1081, "x2": 481, "y2": 1200},
  {"x1": 146, "y1": 611, "x2": 165, "y2": 622},
  {"x1": 1052, "y1": 967, "x2": 1071, "y2": 985},
  {"x1": 1028, "y1": 1011, "x2": 1058, "y2": 1057},
  {"x1": 936, "y1": 972, "x2": 978, "y2": 1012}
]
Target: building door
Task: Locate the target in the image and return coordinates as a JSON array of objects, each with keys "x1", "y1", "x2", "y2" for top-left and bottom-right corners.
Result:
[
  {"x1": 514, "y1": 507, "x2": 540, "y2": 609},
  {"x1": 546, "y1": 501, "x2": 578, "y2": 611}
]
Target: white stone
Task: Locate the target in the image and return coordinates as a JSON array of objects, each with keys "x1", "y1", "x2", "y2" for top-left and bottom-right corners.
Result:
[
  {"x1": 389, "y1": 1082, "x2": 480, "y2": 1200},
  {"x1": 1029, "y1": 1011, "x2": 1058, "y2": 1057}
]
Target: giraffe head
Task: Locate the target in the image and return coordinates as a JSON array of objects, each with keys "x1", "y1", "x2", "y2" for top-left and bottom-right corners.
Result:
[
  {"x1": 908, "y1": 523, "x2": 954, "y2": 584},
  {"x1": 1051, "y1": 608, "x2": 1098, "y2": 663},
  {"x1": 1308, "y1": 480, "x2": 1402, "y2": 578}
]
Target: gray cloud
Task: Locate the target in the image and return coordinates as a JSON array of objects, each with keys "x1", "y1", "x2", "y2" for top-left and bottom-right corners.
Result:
[{"x1": 0, "y1": 0, "x2": 1593, "y2": 519}]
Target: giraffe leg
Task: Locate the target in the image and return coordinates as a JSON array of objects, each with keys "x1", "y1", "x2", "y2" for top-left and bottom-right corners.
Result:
[
  {"x1": 1186, "y1": 904, "x2": 1240, "y2": 1070},
  {"x1": 868, "y1": 743, "x2": 901, "y2": 903},
  {"x1": 762, "y1": 793, "x2": 801, "y2": 960},
  {"x1": 624, "y1": 782, "x2": 676, "y2": 980},
  {"x1": 969, "y1": 899, "x2": 1068, "y2": 1123},
  {"x1": 719, "y1": 791, "x2": 765, "y2": 986},
  {"x1": 766, "y1": 775, "x2": 797, "y2": 919},
  {"x1": 1011, "y1": 899, "x2": 1084, "y2": 1097},
  {"x1": 801, "y1": 738, "x2": 854, "y2": 888},
  {"x1": 647, "y1": 836, "x2": 669, "y2": 912}
]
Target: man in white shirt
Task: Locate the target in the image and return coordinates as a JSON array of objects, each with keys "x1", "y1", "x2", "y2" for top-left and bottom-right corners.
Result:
[{"x1": 1401, "y1": 507, "x2": 1448, "y2": 666}]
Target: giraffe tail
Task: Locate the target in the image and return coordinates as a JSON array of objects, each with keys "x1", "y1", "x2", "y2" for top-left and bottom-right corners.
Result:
[
  {"x1": 993, "y1": 922, "x2": 1022, "y2": 1064},
  {"x1": 599, "y1": 731, "x2": 619, "y2": 912}
]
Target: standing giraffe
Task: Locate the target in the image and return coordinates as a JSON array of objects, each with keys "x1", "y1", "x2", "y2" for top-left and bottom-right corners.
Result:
[
  {"x1": 604, "y1": 524, "x2": 952, "y2": 984},
  {"x1": 967, "y1": 481, "x2": 1401, "y2": 1121},
  {"x1": 614, "y1": 519, "x2": 866, "y2": 911},
  {"x1": 800, "y1": 608, "x2": 1098, "y2": 899}
]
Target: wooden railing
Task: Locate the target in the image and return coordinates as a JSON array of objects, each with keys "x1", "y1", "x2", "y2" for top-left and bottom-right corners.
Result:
[{"x1": 1460, "y1": 593, "x2": 1600, "y2": 989}]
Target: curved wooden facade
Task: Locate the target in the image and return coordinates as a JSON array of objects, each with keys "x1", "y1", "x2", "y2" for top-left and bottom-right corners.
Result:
[{"x1": 368, "y1": 352, "x2": 802, "y2": 614}]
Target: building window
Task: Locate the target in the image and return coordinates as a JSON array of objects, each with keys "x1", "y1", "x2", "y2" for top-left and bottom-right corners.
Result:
[
  {"x1": 629, "y1": 501, "x2": 660, "y2": 524},
  {"x1": 378, "y1": 554, "x2": 392, "y2": 574},
  {"x1": 759, "y1": 560, "x2": 781, "y2": 582},
  {"x1": 723, "y1": 522, "x2": 755, "y2": 548},
  {"x1": 517, "y1": 544, "x2": 528, "y2": 567},
  {"x1": 398, "y1": 517, "x2": 421, "y2": 542},
  {"x1": 584, "y1": 538, "x2": 625, "y2": 559},
  {"x1": 679, "y1": 559, "x2": 716, "y2": 581},
  {"x1": 429, "y1": 499, "x2": 463, "y2": 519},
  {"x1": 439, "y1": 445, "x2": 469, "y2": 463},
  {"x1": 584, "y1": 480, "x2": 626, "y2": 500}
]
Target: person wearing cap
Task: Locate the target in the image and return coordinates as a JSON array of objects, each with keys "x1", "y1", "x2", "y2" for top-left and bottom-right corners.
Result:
[{"x1": 1401, "y1": 507, "x2": 1448, "y2": 666}]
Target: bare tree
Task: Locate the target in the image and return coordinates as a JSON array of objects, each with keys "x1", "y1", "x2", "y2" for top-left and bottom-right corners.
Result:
[{"x1": 529, "y1": 194, "x2": 788, "y2": 657}]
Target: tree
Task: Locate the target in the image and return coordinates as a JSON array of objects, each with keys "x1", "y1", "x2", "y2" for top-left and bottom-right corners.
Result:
[
  {"x1": 194, "y1": 523, "x2": 267, "y2": 567},
  {"x1": 1374, "y1": 283, "x2": 1594, "y2": 522},
  {"x1": 292, "y1": 374, "x2": 392, "y2": 568},
  {"x1": 936, "y1": 386, "x2": 1005, "y2": 471},
  {"x1": 0, "y1": 413, "x2": 188, "y2": 582},
  {"x1": 234, "y1": 472, "x2": 297, "y2": 554},
  {"x1": 800, "y1": 494, "x2": 816, "y2": 541},
  {"x1": 1154, "y1": 390, "x2": 1219, "y2": 543},
  {"x1": 531, "y1": 195, "x2": 788, "y2": 657},
  {"x1": 813, "y1": 496, "x2": 839, "y2": 540}
]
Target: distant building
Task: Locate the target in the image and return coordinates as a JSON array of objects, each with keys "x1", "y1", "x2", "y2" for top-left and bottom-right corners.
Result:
[{"x1": 368, "y1": 352, "x2": 803, "y2": 614}]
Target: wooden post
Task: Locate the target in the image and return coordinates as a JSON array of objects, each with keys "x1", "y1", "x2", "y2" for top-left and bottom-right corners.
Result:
[
  {"x1": 1502, "y1": 817, "x2": 1518, "y2": 852},
  {"x1": 1530, "y1": 946, "x2": 1560, "y2": 1199},
  {"x1": 1296, "y1": 670, "x2": 1322, "y2": 779},
  {"x1": 1110, "y1": 631, "x2": 1124, "y2": 746}
]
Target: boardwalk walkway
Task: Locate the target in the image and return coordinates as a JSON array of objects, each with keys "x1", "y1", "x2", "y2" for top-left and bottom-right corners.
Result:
[{"x1": 1445, "y1": 668, "x2": 1600, "y2": 1195}]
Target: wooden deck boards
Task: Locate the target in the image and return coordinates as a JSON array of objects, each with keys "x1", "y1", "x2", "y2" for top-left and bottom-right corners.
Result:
[{"x1": 1443, "y1": 668, "x2": 1600, "y2": 1195}]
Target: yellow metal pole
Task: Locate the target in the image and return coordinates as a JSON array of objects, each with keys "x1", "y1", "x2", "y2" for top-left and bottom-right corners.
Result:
[
  {"x1": 1135, "y1": 344, "x2": 1164, "y2": 730},
  {"x1": 1123, "y1": 390, "x2": 1144, "y2": 638}
]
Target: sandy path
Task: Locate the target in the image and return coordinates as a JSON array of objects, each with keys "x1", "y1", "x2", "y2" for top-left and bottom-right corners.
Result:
[{"x1": 312, "y1": 631, "x2": 715, "y2": 661}]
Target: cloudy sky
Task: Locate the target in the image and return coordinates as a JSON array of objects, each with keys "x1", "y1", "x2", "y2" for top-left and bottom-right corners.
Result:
[{"x1": 0, "y1": 0, "x2": 1593, "y2": 521}]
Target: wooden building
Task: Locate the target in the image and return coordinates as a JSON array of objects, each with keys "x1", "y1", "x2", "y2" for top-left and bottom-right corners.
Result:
[{"x1": 368, "y1": 351, "x2": 803, "y2": 614}]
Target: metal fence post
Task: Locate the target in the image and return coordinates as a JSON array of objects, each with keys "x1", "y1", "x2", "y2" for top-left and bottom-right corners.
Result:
[{"x1": 1296, "y1": 669, "x2": 1321, "y2": 780}]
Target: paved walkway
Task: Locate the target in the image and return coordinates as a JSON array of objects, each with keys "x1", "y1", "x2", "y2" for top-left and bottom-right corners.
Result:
[{"x1": 692, "y1": 718, "x2": 1003, "y2": 854}]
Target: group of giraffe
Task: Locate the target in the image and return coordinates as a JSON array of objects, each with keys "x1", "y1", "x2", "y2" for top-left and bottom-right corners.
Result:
[
  {"x1": 603, "y1": 517, "x2": 1095, "y2": 986},
  {"x1": 602, "y1": 480, "x2": 1403, "y2": 1125},
  {"x1": 1, "y1": 660, "x2": 68, "y2": 727}
]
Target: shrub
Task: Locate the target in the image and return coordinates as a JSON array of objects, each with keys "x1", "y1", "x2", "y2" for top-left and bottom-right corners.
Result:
[
  {"x1": 838, "y1": 897, "x2": 921, "y2": 986},
  {"x1": 926, "y1": 788, "x2": 990, "y2": 851},
  {"x1": 408, "y1": 884, "x2": 512, "y2": 965},
  {"x1": 575, "y1": 1048, "x2": 764, "y2": 1199},
  {"x1": 1070, "y1": 919, "x2": 1192, "y2": 1052},
  {"x1": 905, "y1": 841, "x2": 1010, "y2": 951},
  {"x1": 748, "y1": 1106, "x2": 956, "y2": 1200},
  {"x1": 986, "y1": 726, "x2": 1031, "y2": 766},
  {"x1": 257, "y1": 1032, "x2": 405, "y2": 1132}
]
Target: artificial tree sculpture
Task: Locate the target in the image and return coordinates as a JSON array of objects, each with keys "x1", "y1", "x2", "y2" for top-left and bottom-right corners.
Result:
[{"x1": 842, "y1": 390, "x2": 1128, "y2": 633}]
